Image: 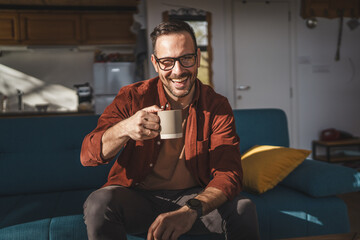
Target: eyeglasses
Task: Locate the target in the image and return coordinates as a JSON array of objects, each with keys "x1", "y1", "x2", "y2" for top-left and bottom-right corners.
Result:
[{"x1": 154, "y1": 53, "x2": 197, "y2": 71}]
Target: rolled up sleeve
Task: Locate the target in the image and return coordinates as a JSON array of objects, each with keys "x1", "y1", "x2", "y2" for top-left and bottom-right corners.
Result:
[
  {"x1": 80, "y1": 89, "x2": 132, "y2": 166},
  {"x1": 80, "y1": 129, "x2": 108, "y2": 166}
]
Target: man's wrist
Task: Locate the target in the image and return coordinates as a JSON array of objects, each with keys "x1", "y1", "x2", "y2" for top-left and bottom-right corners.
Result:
[
  {"x1": 114, "y1": 119, "x2": 131, "y2": 140},
  {"x1": 185, "y1": 198, "x2": 203, "y2": 218}
]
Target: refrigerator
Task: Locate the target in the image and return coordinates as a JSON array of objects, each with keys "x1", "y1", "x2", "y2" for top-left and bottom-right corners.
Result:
[{"x1": 93, "y1": 62, "x2": 135, "y2": 114}]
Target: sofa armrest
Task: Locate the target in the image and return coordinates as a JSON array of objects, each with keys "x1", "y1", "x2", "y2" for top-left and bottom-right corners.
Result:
[{"x1": 280, "y1": 159, "x2": 360, "y2": 197}]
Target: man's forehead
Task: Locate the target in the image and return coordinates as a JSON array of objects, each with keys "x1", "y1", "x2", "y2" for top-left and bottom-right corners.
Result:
[{"x1": 154, "y1": 32, "x2": 195, "y2": 54}]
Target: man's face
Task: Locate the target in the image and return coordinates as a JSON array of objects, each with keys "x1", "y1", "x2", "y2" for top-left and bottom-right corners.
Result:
[{"x1": 151, "y1": 32, "x2": 200, "y2": 100}]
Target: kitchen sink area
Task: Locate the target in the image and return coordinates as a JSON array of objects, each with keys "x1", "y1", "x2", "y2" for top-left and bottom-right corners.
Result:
[
  {"x1": 0, "y1": 47, "x2": 137, "y2": 118},
  {"x1": 0, "y1": 62, "x2": 85, "y2": 117}
]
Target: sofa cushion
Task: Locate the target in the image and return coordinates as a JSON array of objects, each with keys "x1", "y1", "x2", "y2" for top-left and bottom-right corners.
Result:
[
  {"x1": 49, "y1": 215, "x2": 88, "y2": 240},
  {"x1": 243, "y1": 185, "x2": 350, "y2": 240},
  {"x1": 0, "y1": 215, "x2": 88, "y2": 240},
  {"x1": 280, "y1": 159, "x2": 360, "y2": 197},
  {"x1": 0, "y1": 218, "x2": 51, "y2": 240},
  {"x1": 241, "y1": 145, "x2": 310, "y2": 194},
  {"x1": 0, "y1": 189, "x2": 92, "y2": 229}
]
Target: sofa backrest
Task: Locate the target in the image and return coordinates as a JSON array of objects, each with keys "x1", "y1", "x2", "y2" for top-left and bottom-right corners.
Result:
[
  {"x1": 0, "y1": 108, "x2": 289, "y2": 196},
  {"x1": 0, "y1": 115, "x2": 111, "y2": 196},
  {"x1": 233, "y1": 108, "x2": 289, "y2": 153}
]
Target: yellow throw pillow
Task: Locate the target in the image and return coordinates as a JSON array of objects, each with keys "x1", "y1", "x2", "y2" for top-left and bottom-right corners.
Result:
[{"x1": 241, "y1": 145, "x2": 311, "y2": 194}]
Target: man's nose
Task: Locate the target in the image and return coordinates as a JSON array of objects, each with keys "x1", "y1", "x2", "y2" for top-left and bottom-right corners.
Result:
[{"x1": 172, "y1": 60, "x2": 184, "y2": 73}]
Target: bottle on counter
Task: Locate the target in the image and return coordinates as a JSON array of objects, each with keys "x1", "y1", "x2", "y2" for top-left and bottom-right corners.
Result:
[{"x1": 1, "y1": 95, "x2": 8, "y2": 112}]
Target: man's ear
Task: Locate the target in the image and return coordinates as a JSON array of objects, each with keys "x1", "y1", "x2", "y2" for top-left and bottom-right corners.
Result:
[
  {"x1": 196, "y1": 48, "x2": 201, "y2": 68},
  {"x1": 151, "y1": 54, "x2": 159, "y2": 73}
]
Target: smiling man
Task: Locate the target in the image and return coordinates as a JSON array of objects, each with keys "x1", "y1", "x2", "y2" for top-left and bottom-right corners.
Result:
[
  {"x1": 81, "y1": 21, "x2": 260, "y2": 240},
  {"x1": 152, "y1": 30, "x2": 198, "y2": 101}
]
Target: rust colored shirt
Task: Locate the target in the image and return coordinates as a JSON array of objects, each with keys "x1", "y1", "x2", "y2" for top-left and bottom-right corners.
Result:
[{"x1": 80, "y1": 77, "x2": 243, "y2": 200}]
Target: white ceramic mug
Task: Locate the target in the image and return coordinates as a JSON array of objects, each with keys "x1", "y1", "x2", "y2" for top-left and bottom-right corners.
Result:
[{"x1": 157, "y1": 109, "x2": 183, "y2": 139}]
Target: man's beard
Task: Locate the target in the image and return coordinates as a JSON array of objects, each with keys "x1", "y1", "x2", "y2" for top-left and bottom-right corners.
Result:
[{"x1": 163, "y1": 69, "x2": 197, "y2": 98}]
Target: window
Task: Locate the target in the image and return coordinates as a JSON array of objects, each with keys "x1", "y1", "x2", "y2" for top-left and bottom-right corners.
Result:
[{"x1": 163, "y1": 8, "x2": 213, "y2": 87}]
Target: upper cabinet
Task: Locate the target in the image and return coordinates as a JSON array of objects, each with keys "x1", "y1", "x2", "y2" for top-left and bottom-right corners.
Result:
[
  {"x1": 81, "y1": 12, "x2": 135, "y2": 45},
  {"x1": 20, "y1": 13, "x2": 81, "y2": 45},
  {"x1": 0, "y1": 10, "x2": 136, "y2": 45},
  {"x1": 0, "y1": 12, "x2": 20, "y2": 44}
]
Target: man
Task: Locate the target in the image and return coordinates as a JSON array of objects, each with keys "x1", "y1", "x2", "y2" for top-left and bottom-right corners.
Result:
[{"x1": 81, "y1": 20, "x2": 260, "y2": 240}]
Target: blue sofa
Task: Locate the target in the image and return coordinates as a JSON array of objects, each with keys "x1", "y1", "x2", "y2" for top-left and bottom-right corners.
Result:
[{"x1": 1, "y1": 109, "x2": 359, "y2": 240}]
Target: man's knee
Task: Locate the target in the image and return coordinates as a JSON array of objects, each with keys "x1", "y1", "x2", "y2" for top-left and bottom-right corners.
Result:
[
  {"x1": 237, "y1": 198, "x2": 257, "y2": 218},
  {"x1": 83, "y1": 187, "x2": 121, "y2": 223},
  {"x1": 222, "y1": 195, "x2": 256, "y2": 215},
  {"x1": 221, "y1": 196, "x2": 260, "y2": 239},
  {"x1": 83, "y1": 187, "x2": 129, "y2": 240}
]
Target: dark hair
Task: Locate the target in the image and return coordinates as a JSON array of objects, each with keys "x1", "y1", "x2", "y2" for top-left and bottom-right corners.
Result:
[{"x1": 150, "y1": 20, "x2": 197, "y2": 54}]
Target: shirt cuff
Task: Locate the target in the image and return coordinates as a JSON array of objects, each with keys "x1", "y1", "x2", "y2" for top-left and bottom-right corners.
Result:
[{"x1": 206, "y1": 175, "x2": 242, "y2": 200}]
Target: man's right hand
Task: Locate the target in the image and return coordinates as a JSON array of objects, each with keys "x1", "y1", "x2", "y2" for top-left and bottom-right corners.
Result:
[
  {"x1": 122, "y1": 105, "x2": 162, "y2": 141},
  {"x1": 101, "y1": 105, "x2": 161, "y2": 159}
]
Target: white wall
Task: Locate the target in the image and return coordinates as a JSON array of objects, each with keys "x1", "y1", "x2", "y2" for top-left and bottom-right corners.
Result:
[{"x1": 296, "y1": 10, "x2": 360, "y2": 149}]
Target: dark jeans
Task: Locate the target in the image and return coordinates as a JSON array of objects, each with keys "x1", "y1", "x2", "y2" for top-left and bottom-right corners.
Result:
[{"x1": 83, "y1": 186, "x2": 260, "y2": 240}]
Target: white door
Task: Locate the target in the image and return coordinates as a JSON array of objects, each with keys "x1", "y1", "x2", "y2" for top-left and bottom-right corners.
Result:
[{"x1": 233, "y1": 1, "x2": 292, "y2": 118}]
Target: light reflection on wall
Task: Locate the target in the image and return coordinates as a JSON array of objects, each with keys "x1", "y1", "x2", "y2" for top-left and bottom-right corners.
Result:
[{"x1": 0, "y1": 64, "x2": 77, "y2": 112}]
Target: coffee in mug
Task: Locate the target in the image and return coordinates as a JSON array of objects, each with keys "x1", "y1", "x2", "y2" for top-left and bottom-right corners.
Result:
[{"x1": 158, "y1": 109, "x2": 183, "y2": 139}]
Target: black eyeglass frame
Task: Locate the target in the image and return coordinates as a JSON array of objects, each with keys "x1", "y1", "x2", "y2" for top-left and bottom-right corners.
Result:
[{"x1": 154, "y1": 53, "x2": 198, "y2": 71}]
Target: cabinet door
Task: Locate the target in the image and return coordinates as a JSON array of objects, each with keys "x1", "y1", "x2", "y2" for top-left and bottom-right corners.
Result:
[
  {"x1": 81, "y1": 13, "x2": 136, "y2": 45},
  {"x1": 0, "y1": 12, "x2": 20, "y2": 44},
  {"x1": 20, "y1": 13, "x2": 81, "y2": 44}
]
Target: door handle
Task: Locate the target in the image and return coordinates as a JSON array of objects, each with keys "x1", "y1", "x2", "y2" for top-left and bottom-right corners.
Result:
[{"x1": 237, "y1": 85, "x2": 251, "y2": 91}]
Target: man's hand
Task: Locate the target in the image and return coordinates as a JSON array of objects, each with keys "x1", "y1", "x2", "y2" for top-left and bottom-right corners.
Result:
[
  {"x1": 101, "y1": 105, "x2": 161, "y2": 159},
  {"x1": 147, "y1": 206, "x2": 197, "y2": 240},
  {"x1": 122, "y1": 105, "x2": 162, "y2": 141}
]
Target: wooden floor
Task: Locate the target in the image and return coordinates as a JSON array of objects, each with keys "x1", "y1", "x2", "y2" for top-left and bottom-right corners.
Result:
[{"x1": 338, "y1": 191, "x2": 360, "y2": 233}]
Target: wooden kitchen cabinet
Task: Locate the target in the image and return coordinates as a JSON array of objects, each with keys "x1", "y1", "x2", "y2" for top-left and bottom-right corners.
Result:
[
  {"x1": 0, "y1": 10, "x2": 135, "y2": 45},
  {"x1": 20, "y1": 13, "x2": 81, "y2": 45},
  {"x1": 81, "y1": 12, "x2": 135, "y2": 45},
  {"x1": 0, "y1": 12, "x2": 20, "y2": 44}
]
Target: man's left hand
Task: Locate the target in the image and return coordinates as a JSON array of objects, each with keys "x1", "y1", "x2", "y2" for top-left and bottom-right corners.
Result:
[{"x1": 147, "y1": 206, "x2": 197, "y2": 240}]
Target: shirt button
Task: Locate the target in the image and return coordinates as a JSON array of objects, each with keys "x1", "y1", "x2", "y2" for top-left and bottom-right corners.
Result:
[
  {"x1": 149, "y1": 163, "x2": 154, "y2": 167},
  {"x1": 157, "y1": 141, "x2": 161, "y2": 145}
]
